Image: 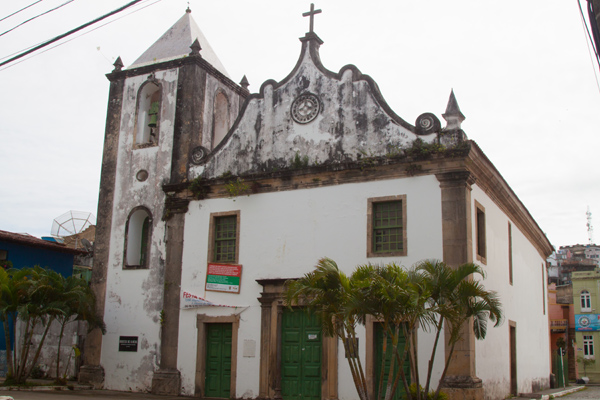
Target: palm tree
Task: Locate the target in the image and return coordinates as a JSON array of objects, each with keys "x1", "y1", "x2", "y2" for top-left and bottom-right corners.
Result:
[
  {"x1": 53, "y1": 274, "x2": 103, "y2": 383},
  {"x1": 285, "y1": 258, "x2": 370, "y2": 400},
  {"x1": 0, "y1": 267, "x2": 31, "y2": 380},
  {"x1": 285, "y1": 258, "x2": 502, "y2": 400},
  {"x1": 15, "y1": 267, "x2": 67, "y2": 383},
  {"x1": 416, "y1": 260, "x2": 503, "y2": 400}
]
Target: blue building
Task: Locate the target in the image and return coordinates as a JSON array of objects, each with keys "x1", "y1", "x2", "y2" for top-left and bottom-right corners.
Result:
[{"x1": 0, "y1": 229, "x2": 85, "y2": 376}]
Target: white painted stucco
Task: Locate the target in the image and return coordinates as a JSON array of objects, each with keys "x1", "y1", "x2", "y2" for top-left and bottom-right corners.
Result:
[
  {"x1": 175, "y1": 174, "x2": 445, "y2": 397},
  {"x1": 471, "y1": 186, "x2": 550, "y2": 400}
]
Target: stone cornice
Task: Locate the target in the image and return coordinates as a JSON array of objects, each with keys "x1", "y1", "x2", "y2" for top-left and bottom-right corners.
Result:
[
  {"x1": 106, "y1": 55, "x2": 249, "y2": 98},
  {"x1": 165, "y1": 140, "x2": 553, "y2": 260},
  {"x1": 464, "y1": 142, "x2": 554, "y2": 259}
]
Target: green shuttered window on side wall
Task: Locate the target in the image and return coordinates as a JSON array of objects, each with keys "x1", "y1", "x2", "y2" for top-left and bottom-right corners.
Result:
[
  {"x1": 373, "y1": 200, "x2": 403, "y2": 253},
  {"x1": 214, "y1": 215, "x2": 237, "y2": 262}
]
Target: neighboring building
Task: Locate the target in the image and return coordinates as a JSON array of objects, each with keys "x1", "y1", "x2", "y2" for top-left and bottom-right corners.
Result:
[
  {"x1": 548, "y1": 283, "x2": 578, "y2": 381},
  {"x1": 550, "y1": 245, "x2": 600, "y2": 285},
  {"x1": 0, "y1": 229, "x2": 87, "y2": 378},
  {"x1": 80, "y1": 8, "x2": 554, "y2": 400},
  {"x1": 573, "y1": 269, "x2": 600, "y2": 382}
]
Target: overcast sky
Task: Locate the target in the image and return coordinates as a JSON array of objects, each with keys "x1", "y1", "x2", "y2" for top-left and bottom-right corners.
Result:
[{"x1": 1, "y1": 0, "x2": 599, "y2": 250}]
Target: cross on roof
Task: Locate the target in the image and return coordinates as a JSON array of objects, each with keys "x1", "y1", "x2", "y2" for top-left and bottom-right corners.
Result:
[{"x1": 302, "y1": 3, "x2": 322, "y2": 33}]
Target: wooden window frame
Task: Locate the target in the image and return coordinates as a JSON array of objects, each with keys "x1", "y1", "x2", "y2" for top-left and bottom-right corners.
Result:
[
  {"x1": 475, "y1": 200, "x2": 487, "y2": 265},
  {"x1": 508, "y1": 222, "x2": 513, "y2": 285},
  {"x1": 367, "y1": 195, "x2": 407, "y2": 258},
  {"x1": 583, "y1": 335, "x2": 594, "y2": 357},
  {"x1": 208, "y1": 211, "x2": 241, "y2": 264},
  {"x1": 581, "y1": 290, "x2": 592, "y2": 312},
  {"x1": 541, "y1": 263, "x2": 546, "y2": 315}
]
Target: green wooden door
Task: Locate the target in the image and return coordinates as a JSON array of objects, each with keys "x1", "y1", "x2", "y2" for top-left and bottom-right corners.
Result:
[
  {"x1": 205, "y1": 323, "x2": 232, "y2": 398},
  {"x1": 281, "y1": 309, "x2": 322, "y2": 400},
  {"x1": 375, "y1": 323, "x2": 410, "y2": 400}
]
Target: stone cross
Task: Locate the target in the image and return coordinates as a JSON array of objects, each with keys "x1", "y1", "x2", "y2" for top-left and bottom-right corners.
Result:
[{"x1": 302, "y1": 3, "x2": 322, "y2": 33}]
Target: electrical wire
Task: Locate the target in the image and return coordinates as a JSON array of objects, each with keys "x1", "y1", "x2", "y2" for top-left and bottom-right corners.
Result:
[
  {"x1": 578, "y1": 0, "x2": 600, "y2": 93},
  {"x1": 0, "y1": 0, "x2": 45, "y2": 23},
  {"x1": 0, "y1": 0, "x2": 163, "y2": 72},
  {"x1": 0, "y1": 0, "x2": 147, "y2": 68},
  {"x1": 0, "y1": 0, "x2": 76, "y2": 38},
  {"x1": 587, "y1": 0, "x2": 600, "y2": 63},
  {"x1": 578, "y1": 0, "x2": 600, "y2": 68}
]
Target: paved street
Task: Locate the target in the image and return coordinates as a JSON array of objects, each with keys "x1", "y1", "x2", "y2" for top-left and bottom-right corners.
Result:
[
  {"x1": 1, "y1": 386, "x2": 599, "y2": 400},
  {"x1": 561, "y1": 385, "x2": 600, "y2": 399},
  {"x1": 0, "y1": 389, "x2": 189, "y2": 400}
]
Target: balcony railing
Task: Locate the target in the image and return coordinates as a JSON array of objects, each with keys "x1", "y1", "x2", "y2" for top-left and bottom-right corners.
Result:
[{"x1": 551, "y1": 319, "x2": 568, "y2": 332}]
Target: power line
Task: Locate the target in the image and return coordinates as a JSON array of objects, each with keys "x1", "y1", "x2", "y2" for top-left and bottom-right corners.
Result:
[
  {"x1": 0, "y1": 0, "x2": 163, "y2": 72},
  {"x1": 578, "y1": 0, "x2": 600, "y2": 68},
  {"x1": 578, "y1": 0, "x2": 600, "y2": 93},
  {"x1": 0, "y1": 0, "x2": 146, "y2": 68},
  {"x1": 0, "y1": 0, "x2": 45, "y2": 23},
  {"x1": 0, "y1": 0, "x2": 76, "y2": 38}
]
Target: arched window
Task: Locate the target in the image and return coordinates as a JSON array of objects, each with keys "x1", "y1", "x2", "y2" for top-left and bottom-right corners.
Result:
[
  {"x1": 125, "y1": 208, "x2": 152, "y2": 268},
  {"x1": 135, "y1": 81, "x2": 161, "y2": 146},
  {"x1": 212, "y1": 91, "x2": 230, "y2": 148},
  {"x1": 581, "y1": 290, "x2": 592, "y2": 312}
]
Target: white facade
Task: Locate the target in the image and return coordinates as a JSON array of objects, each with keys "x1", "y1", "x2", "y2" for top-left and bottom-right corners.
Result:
[{"x1": 84, "y1": 11, "x2": 554, "y2": 400}]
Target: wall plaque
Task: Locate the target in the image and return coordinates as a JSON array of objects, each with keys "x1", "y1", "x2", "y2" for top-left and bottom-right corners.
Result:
[{"x1": 119, "y1": 336, "x2": 138, "y2": 352}]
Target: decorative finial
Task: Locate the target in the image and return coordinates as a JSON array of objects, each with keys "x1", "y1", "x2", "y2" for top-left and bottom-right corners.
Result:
[
  {"x1": 190, "y1": 38, "x2": 202, "y2": 56},
  {"x1": 442, "y1": 89, "x2": 465, "y2": 131},
  {"x1": 240, "y1": 75, "x2": 250, "y2": 90},
  {"x1": 186, "y1": 1, "x2": 191, "y2": 13},
  {"x1": 113, "y1": 56, "x2": 124, "y2": 72},
  {"x1": 302, "y1": 3, "x2": 322, "y2": 34}
]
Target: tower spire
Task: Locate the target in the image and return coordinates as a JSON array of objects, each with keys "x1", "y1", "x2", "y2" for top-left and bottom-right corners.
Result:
[{"x1": 442, "y1": 89, "x2": 465, "y2": 131}]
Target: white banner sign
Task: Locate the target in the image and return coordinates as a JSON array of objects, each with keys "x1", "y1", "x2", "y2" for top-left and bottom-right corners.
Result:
[{"x1": 181, "y1": 290, "x2": 216, "y2": 309}]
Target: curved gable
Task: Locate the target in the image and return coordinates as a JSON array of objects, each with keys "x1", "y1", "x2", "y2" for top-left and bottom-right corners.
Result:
[{"x1": 193, "y1": 35, "x2": 437, "y2": 179}]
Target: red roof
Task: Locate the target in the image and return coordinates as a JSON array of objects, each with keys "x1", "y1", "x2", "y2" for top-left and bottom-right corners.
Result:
[{"x1": 0, "y1": 230, "x2": 87, "y2": 255}]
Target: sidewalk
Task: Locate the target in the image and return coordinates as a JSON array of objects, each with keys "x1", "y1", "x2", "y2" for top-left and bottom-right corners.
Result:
[
  {"x1": 0, "y1": 378, "x2": 93, "y2": 391},
  {"x1": 518, "y1": 384, "x2": 586, "y2": 399}
]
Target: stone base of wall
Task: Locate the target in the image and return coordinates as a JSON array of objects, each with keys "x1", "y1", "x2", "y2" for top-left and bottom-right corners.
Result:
[
  {"x1": 442, "y1": 376, "x2": 484, "y2": 400},
  {"x1": 443, "y1": 387, "x2": 484, "y2": 400},
  {"x1": 151, "y1": 369, "x2": 181, "y2": 395},
  {"x1": 78, "y1": 365, "x2": 104, "y2": 388}
]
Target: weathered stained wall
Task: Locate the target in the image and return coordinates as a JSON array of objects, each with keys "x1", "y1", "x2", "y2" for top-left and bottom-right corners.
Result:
[
  {"x1": 100, "y1": 68, "x2": 178, "y2": 391},
  {"x1": 191, "y1": 38, "x2": 438, "y2": 180},
  {"x1": 201, "y1": 74, "x2": 244, "y2": 150}
]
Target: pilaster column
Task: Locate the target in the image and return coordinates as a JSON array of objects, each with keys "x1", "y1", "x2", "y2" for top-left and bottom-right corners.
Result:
[
  {"x1": 79, "y1": 75, "x2": 125, "y2": 388},
  {"x1": 151, "y1": 211, "x2": 185, "y2": 395},
  {"x1": 436, "y1": 171, "x2": 483, "y2": 400}
]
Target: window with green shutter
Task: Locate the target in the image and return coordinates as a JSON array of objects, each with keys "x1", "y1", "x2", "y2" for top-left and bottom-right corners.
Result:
[
  {"x1": 214, "y1": 216, "x2": 237, "y2": 262},
  {"x1": 367, "y1": 195, "x2": 407, "y2": 258},
  {"x1": 373, "y1": 201, "x2": 403, "y2": 253}
]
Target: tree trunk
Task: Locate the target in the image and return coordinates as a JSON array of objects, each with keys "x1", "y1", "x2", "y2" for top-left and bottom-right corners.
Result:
[
  {"x1": 55, "y1": 318, "x2": 67, "y2": 381},
  {"x1": 16, "y1": 317, "x2": 34, "y2": 383},
  {"x1": 425, "y1": 316, "x2": 444, "y2": 394},
  {"x1": 2, "y1": 317, "x2": 13, "y2": 378},
  {"x1": 435, "y1": 340, "x2": 457, "y2": 400},
  {"x1": 23, "y1": 318, "x2": 53, "y2": 382}
]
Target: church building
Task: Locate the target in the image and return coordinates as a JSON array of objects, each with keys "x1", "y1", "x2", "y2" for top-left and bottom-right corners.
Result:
[{"x1": 80, "y1": 6, "x2": 554, "y2": 400}]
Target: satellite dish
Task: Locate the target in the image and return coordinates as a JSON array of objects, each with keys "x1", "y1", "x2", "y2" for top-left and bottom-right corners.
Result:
[
  {"x1": 51, "y1": 211, "x2": 96, "y2": 250},
  {"x1": 80, "y1": 238, "x2": 94, "y2": 253}
]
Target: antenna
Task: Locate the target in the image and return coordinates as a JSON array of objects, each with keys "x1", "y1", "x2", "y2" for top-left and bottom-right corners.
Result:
[
  {"x1": 587, "y1": 206, "x2": 594, "y2": 245},
  {"x1": 51, "y1": 210, "x2": 96, "y2": 250}
]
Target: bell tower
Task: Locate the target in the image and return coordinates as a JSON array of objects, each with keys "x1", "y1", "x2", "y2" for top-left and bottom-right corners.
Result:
[{"x1": 79, "y1": 10, "x2": 248, "y2": 394}]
